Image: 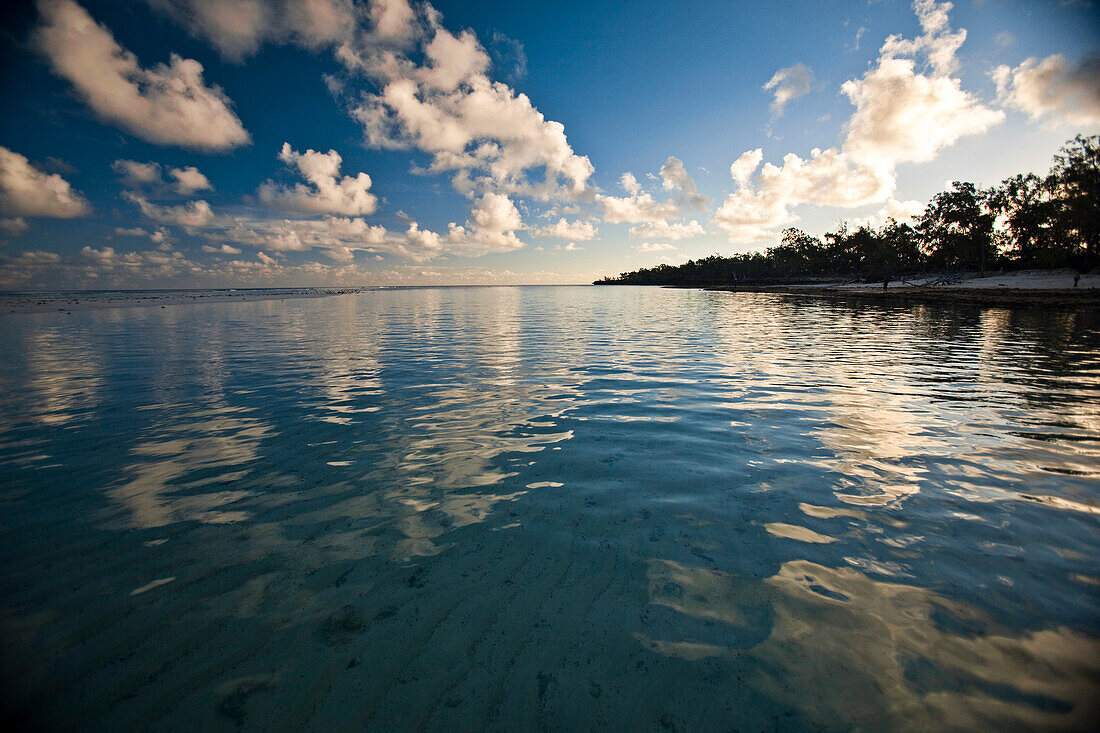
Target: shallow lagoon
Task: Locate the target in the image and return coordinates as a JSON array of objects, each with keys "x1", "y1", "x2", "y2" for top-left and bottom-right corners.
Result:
[{"x1": 1, "y1": 286, "x2": 1098, "y2": 730}]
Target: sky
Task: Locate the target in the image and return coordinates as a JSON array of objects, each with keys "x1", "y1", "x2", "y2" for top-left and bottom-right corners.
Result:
[{"x1": 0, "y1": 0, "x2": 1097, "y2": 289}]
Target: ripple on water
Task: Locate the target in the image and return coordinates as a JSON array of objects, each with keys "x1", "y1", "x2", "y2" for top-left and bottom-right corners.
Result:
[{"x1": 0, "y1": 287, "x2": 1097, "y2": 730}]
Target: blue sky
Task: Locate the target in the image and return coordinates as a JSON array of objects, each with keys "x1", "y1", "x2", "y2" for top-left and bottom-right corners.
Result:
[{"x1": 0, "y1": 0, "x2": 1097, "y2": 288}]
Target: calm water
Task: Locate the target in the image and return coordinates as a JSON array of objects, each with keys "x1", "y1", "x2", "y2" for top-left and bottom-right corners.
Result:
[{"x1": 1, "y1": 286, "x2": 1098, "y2": 731}]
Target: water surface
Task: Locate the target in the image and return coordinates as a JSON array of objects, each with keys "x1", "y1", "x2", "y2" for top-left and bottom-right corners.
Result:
[{"x1": 1, "y1": 286, "x2": 1098, "y2": 730}]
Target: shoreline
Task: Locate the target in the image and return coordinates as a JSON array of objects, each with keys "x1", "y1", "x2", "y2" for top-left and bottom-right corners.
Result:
[{"x1": 700, "y1": 283, "x2": 1100, "y2": 308}]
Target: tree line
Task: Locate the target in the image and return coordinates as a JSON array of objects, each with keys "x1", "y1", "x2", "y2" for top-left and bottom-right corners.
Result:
[{"x1": 596, "y1": 135, "x2": 1099, "y2": 286}]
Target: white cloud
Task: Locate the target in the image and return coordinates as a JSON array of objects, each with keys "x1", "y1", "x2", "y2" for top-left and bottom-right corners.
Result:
[
  {"x1": 715, "y1": 147, "x2": 897, "y2": 242},
  {"x1": 257, "y1": 251, "x2": 277, "y2": 265},
  {"x1": 113, "y1": 160, "x2": 213, "y2": 195},
  {"x1": 714, "y1": 185, "x2": 797, "y2": 243},
  {"x1": 850, "y1": 198, "x2": 926, "y2": 229},
  {"x1": 418, "y1": 28, "x2": 489, "y2": 92},
  {"x1": 143, "y1": 0, "x2": 363, "y2": 60},
  {"x1": 596, "y1": 175, "x2": 679, "y2": 224},
  {"x1": 170, "y1": 166, "x2": 213, "y2": 194},
  {"x1": 120, "y1": 187, "x2": 524, "y2": 264},
  {"x1": 258, "y1": 143, "x2": 377, "y2": 216},
  {"x1": 564, "y1": 242, "x2": 582, "y2": 251},
  {"x1": 715, "y1": 0, "x2": 1001, "y2": 245},
  {"x1": 436, "y1": 192, "x2": 526, "y2": 256},
  {"x1": 79, "y1": 245, "x2": 189, "y2": 274},
  {"x1": 763, "y1": 63, "x2": 814, "y2": 116},
  {"x1": 34, "y1": 0, "x2": 250, "y2": 151},
  {"x1": 344, "y1": 9, "x2": 593, "y2": 199},
  {"x1": 393, "y1": 193, "x2": 528, "y2": 260},
  {"x1": 216, "y1": 216, "x2": 388, "y2": 257},
  {"x1": 628, "y1": 220, "x2": 705, "y2": 240},
  {"x1": 993, "y1": 54, "x2": 1100, "y2": 127},
  {"x1": 765, "y1": 148, "x2": 896, "y2": 208},
  {"x1": 203, "y1": 244, "x2": 243, "y2": 255},
  {"x1": 730, "y1": 149, "x2": 763, "y2": 187},
  {"x1": 659, "y1": 156, "x2": 706, "y2": 208},
  {"x1": 115, "y1": 225, "x2": 173, "y2": 247},
  {"x1": 536, "y1": 217, "x2": 597, "y2": 240},
  {"x1": 112, "y1": 159, "x2": 162, "y2": 187},
  {"x1": 1, "y1": 217, "x2": 29, "y2": 235},
  {"x1": 144, "y1": 0, "x2": 590, "y2": 207},
  {"x1": 841, "y1": 57, "x2": 1003, "y2": 166},
  {"x1": 125, "y1": 192, "x2": 215, "y2": 227},
  {"x1": 597, "y1": 192, "x2": 679, "y2": 224},
  {"x1": 403, "y1": 221, "x2": 443, "y2": 257},
  {"x1": 0, "y1": 145, "x2": 90, "y2": 218},
  {"x1": 879, "y1": 0, "x2": 966, "y2": 76},
  {"x1": 633, "y1": 242, "x2": 675, "y2": 253},
  {"x1": 368, "y1": 0, "x2": 417, "y2": 43}
]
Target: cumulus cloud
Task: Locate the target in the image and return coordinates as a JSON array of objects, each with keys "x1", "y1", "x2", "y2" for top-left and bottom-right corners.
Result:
[
  {"x1": 216, "y1": 216, "x2": 387, "y2": 255},
  {"x1": 1, "y1": 217, "x2": 30, "y2": 235},
  {"x1": 78, "y1": 245, "x2": 189, "y2": 273},
  {"x1": 202, "y1": 243, "x2": 242, "y2": 255},
  {"x1": 715, "y1": 0, "x2": 1001, "y2": 245},
  {"x1": 841, "y1": 57, "x2": 1003, "y2": 166},
  {"x1": 993, "y1": 53, "x2": 1100, "y2": 127},
  {"x1": 850, "y1": 198, "x2": 926, "y2": 229},
  {"x1": 113, "y1": 160, "x2": 213, "y2": 194},
  {"x1": 715, "y1": 147, "x2": 898, "y2": 242},
  {"x1": 34, "y1": 0, "x2": 250, "y2": 151},
  {"x1": 112, "y1": 160, "x2": 162, "y2": 188},
  {"x1": 659, "y1": 156, "x2": 706, "y2": 208},
  {"x1": 729, "y1": 148, "x2": 763, "y2": 187},
  {"x1": 143, "y1": 0, "x2": 364, "y2": 60},
  {"x1": 620, "y1": 172, "x2": 642, "y2": 195},
  {"x1": 125, "y1": 192, "x2": 215, "y2": 227},
  {"x1": 432, "y1": 192, "x2": 526, "y2": 256},
  {"x1": 714, "y1": 185, "x2": 797, "y2": 243},
  {"x1": 0, "y1": 145, "x2": 90, "y2": 218},
  {"x1": 115, "y1": 225, "x2": 174, "y2": 246},
  {"x1": 596, "y1": 174, "x2": 680, "y2": 223},
  {"x1": 628, "y1": 220, "x2": 705, "y2": 240},
  {"x1": 403, "y1": 221, "x2": 442, "y2": 257},
  {"x1": 144, "y1": 0, "x2": 590, "y2": 212},
  {"x1": 879, "y1": 0, "x2": 965, "y2": 76},
  {"x1": 343, "y1": 7, "x2": 593, "y2": 199},
  {"x1": 383, "y1": 193, "x2": 528, "y2": 261},
  {"x1": 368, "y1": 0, "x2": 417, "y2": 43},
  {"x1": 763, "y1": 63, "x2": 814, "y2": 116},
  {"x1": 632, "y1": 242, "x2": 675, "y2": 253},
  {"x1": 536, "y1": 217, "x2": 597, "y2": 240},
  {"x1": 195, "y1": 207, "x2": 516, "y2": 265},
  {"x1": 258, "y1": 143, "x2": 378, "y2": 216},
  {"x1": 170, "y1": 166, "x2": 213, "y2": 194}
]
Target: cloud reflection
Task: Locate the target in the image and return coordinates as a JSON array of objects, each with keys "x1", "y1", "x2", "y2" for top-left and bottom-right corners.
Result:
[{"x1": 640, "y1": 557, "x2": 1100, "y2": 728}]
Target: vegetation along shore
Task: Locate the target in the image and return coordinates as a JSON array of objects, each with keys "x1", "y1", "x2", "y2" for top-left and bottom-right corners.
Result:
[{"x1": 596, "y1": 135, "x2": 1099, "y2": 308}]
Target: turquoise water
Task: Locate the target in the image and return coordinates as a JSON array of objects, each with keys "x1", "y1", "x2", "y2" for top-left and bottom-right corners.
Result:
[{"x1": 1, "y1": 286, "x2": 1097, "y2": 730}]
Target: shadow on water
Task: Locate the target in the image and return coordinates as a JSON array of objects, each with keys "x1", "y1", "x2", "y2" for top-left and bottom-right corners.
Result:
[{"x1": 0, "y1": 288, "x2": 1097, "y2": 730}]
